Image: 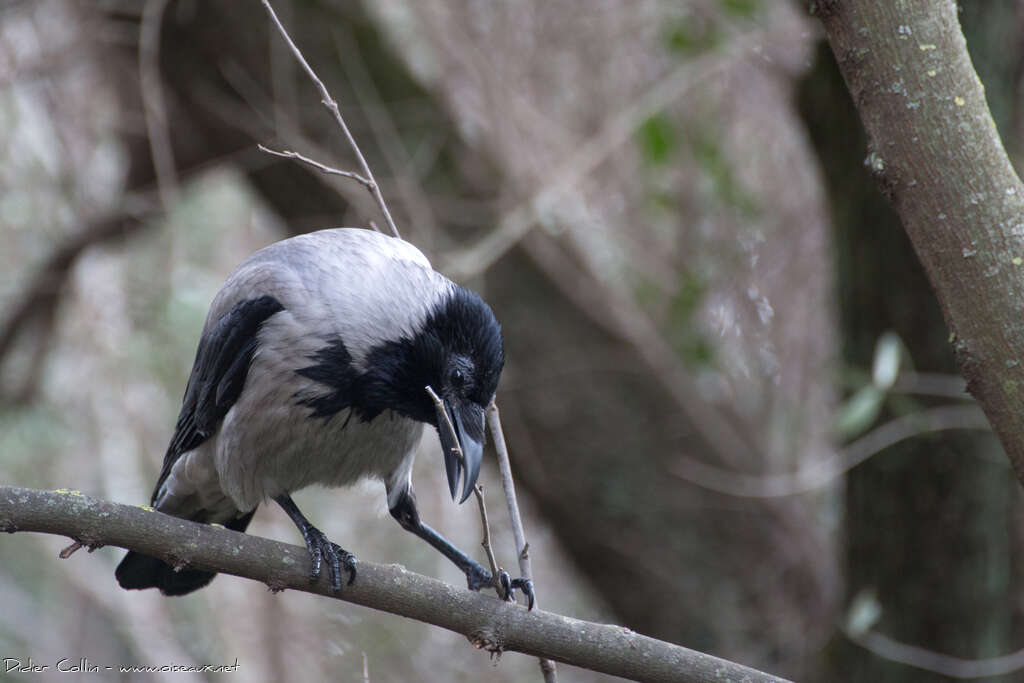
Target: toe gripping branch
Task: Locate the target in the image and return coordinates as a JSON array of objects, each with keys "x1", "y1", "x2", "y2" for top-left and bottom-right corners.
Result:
[
  {"x1": 467, "y1": 564, "x2": 535, "y2": 609},
  {"x1": 275, "y1": 494, "x2": 356, "y2": 593},
  {"x1": 390, "y1": 487, "x2": 535, "y2": 609}
]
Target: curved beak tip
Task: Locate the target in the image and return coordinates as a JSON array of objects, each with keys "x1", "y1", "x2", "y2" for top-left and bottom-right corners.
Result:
[
  {"x1": 453, "y1": 407, "x2": 483, "y2": 504},
  {"x1": 436, "y1": 398, "x2": 485, "y2": 504},
  {"x1": 458, "y1": 437, "x2": 483, "y2": 504}
]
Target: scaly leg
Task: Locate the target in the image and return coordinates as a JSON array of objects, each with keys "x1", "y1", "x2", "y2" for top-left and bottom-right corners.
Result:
[{"x1": 388, "y1": 487, "x2": 534, "y2": 608}]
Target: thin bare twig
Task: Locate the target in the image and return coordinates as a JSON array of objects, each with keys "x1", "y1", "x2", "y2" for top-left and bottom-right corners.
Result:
[
  {"x1": 671, "y1": 404, "x2": 991, "y2": 498},
  {"x1": 261, "y1": 0, "x2": 401, "y2": 239},
  {"x1": 487, "y1": 402, "x2": 533, "y2": 584},
  {"x1": 488, "y1": 401, "x2": 558, "y2": 683},
  {"x1": 208, "y1": 59, "x2": 384, "y2": 224},
  {"x1": 472, "y1": 484, "x2": 503, "y2": 592},
  {"x1": 425, "y1": 385, "x2": 462, "y2": 462},
  {"x1": 59, "y1": 540, "x2": 85, "y2": 558},
  {"x1": 257, "y1": 144, "x2": 372, "y2": 187}
]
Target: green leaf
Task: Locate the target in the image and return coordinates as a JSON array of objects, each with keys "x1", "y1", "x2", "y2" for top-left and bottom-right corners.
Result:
[
  {"x1": 721, "y1": 0, "x2": 758, "y2": 17},
  {"x1": 669, "y1": 271, "x2": 705, "y2": 325},
  {"x1": 663, "y1": 20, "x2": 719, "y2": 56},
  {"x1": 638, "y1": 115, "x2": 676, "y2": 165},
  {"x1": 689, "y1": 132, "x2": 761, "y2": 217},
  {"x1": 834, "y1": 385, "x2": 884, "y2": 439}
]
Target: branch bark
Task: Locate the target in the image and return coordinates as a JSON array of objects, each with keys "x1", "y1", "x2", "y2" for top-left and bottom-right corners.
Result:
[
  {"x1": 0, "y1": 486, "x2": 787, "y2": 683},
  {"x1": 815, "y1": 1, "x2": 1024, "y2": 483}
]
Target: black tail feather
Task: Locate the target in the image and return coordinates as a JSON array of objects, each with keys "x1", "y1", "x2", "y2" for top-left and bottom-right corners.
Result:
[{"x1": 115, "y1": 509, "x2": 256, "y2": 596}]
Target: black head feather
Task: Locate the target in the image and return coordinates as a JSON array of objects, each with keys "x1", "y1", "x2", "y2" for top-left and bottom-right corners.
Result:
[
  {"x1": 294, "y1": 285, "x2": 504, "y2": 425},
  {"x1": 359, "y1": 285, "x2": 504, "y2": 423}
]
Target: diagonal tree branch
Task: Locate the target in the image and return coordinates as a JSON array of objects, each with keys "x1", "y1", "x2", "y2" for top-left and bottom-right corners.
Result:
[
  {"x1": 814, "y1": 1, "x2": 1024, "y2": 485},
  {"x1": 0, "y1": 485, "x2": 788, "y2": 683}
]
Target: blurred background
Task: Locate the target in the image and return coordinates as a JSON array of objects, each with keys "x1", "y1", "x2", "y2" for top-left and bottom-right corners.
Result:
[{"x1": 2, "y1": 1, "x2": 1024, "y2": 681}]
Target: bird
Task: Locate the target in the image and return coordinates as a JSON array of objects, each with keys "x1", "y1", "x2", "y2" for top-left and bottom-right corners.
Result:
[{"x1": 115, "y1": 227, "x2": 531, "y2": 606}]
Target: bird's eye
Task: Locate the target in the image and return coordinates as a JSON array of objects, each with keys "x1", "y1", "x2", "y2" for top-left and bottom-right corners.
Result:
[{"x1": 451, "y1": 368, "x2": 465, "y2": 388}]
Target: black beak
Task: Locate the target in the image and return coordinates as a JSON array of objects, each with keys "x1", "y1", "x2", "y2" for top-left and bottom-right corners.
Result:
[{"x1": 435, "y1": 399, "x2": 484, "y2": 504}]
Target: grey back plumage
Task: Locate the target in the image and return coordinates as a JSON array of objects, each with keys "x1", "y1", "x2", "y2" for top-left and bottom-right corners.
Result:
[{"x1": 208, "y1": 229, "x2": 451, "y2": 368}]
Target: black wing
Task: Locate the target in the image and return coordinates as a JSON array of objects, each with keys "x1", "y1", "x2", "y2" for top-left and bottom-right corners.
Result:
[{"x1": 151, "y1": 295, "x2": 284, "y2": 503}]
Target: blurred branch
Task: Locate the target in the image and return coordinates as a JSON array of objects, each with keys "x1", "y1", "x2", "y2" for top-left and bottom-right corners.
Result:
[
  {"x1": 815, "y1": 2, "x2": 1024, "y2": 486},
  {"x1": 891, "y1": 372, "x2": 970, "y2": 400},
  {"x1": 844, "y1": 623, "x2": 1024, "y2": 678},
  {"x1": 139, "y1": 0, "x2": 178, "y2": 209},
  {"x1": 260, "y1": 0, "x2": 401, "y2": 239},
  {"x1": 441, "y1": 32, "x2": 756, "y2": 281},
  {"x1": 671, "y1": 404, "x2": 991, "y2": 498},
  {"x1": 523, "y1": 234, "x2": 760, "y2": 470},
  {"x1": 488, "y1": 401, "x2": 558, "y2": 683},
  {"x1": 0, "y1": 205, "x2": 155, "y2": 402},
  {"x1": 0, "y1": 486, "x2": 789, "y2": 683},
  {"x1": 336, "y1": 28, "x2": 443, "y2": 246}
]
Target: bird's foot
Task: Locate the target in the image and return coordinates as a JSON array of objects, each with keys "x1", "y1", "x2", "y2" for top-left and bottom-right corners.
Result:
[
  {"x1": 466, "y1": 565, "x2": 535, "y2": 610},
  {"x1": 301, "y1": 525, "x2": 356, "y2": 592}
]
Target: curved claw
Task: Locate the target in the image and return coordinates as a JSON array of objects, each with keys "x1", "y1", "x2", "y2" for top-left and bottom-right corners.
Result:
[
  {"x1": 465, "y1": 565, "x2": 535, "y2": 609},
  {"x1": 511, "y1": 577, "x2": 536, "y2": 610},
  {"x1": 497, "y1": 569, "x2": 513, "y2": 600},
  {"x1": 325, "y1": 541, "x2": 357, "y2": 590},
  {"x1": 302, "y1": 526, "x2": 357, "y2": 592}
]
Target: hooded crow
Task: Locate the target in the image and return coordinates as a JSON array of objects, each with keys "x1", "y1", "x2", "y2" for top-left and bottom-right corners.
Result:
[{"x1": 115, "y1": 228, "x2": 530, "y2": 605}]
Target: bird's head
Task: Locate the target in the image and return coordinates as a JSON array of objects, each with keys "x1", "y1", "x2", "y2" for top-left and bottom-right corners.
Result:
[{"x1": 361, "y1": 285, "x2": 503, "y2": 503}]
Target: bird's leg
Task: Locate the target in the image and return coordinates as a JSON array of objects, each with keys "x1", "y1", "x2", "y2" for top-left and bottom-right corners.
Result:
[
  {"x1": 274, "y1": 493, "x2": 356, "y2": 592},
  {"x1": 388, "y1": 487, "x2": 535, "y2": 609}
]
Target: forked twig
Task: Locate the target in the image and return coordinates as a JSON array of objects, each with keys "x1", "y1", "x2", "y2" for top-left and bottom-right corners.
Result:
[
  {"x1": 257, "y1": 144, "x2": 373, "y2": 188},
  {"x1": 260, "y1": 0, "x2": 401, "y2": 238}
]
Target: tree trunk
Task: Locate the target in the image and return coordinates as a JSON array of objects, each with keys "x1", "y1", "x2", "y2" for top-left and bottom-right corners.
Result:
[
  {"x1": 803, "y1": 2, "x2": 1024, "y2": 679},
  {"x1": 815, "y1": 0, "x2": 1024, "y2": 482}
]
